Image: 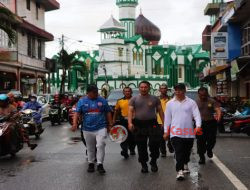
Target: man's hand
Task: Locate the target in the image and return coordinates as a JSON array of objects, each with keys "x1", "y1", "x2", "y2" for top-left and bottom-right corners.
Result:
[
  {"x1": 128, "y1": 123, "x2": 134, "y2": 132},
  {"x1": 163, "y1": 132, "x2": 169, "y2": 141},
  {"x1": 71, "y1": 124, "x2": 78, "y2": 132}
]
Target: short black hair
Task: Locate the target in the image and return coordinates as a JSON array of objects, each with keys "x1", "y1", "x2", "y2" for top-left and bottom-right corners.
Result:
[
  {"x1": 87, "y1": 84, "x2": 98, "y2": 93},
  {"x1": 174, "y1": 83, "x2": 186, "y2": 91},
  {"x1": 198, "y1": 87, "x2": 208, "y2": 94},
  {"x1": 123, "y1": 87, "x2": 132, "y2": 92},
  {"x1": 139, "y1": 81, "x2": 151, "y2": 87}
]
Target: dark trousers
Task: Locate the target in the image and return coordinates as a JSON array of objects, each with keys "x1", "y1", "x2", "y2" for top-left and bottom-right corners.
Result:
[
  {"x1": 119, "y1": 118, "x2": 136, "y2": 153},
  {"x1": 133, "y1": 119, "x2": 161, "y2": 163},
  {"x1": 159, "y1": 127, "x2": 173, "y2": 154},
  {"x1": 171, "y1": 137, "x2": 194, "y2": 172},
  {"x1": 197, "y1": 120, "x2": 217, "y2": 156}
]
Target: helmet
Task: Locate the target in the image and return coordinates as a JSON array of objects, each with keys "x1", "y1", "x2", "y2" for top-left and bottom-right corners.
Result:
[
  {"x1": 29, "y1": 94, "x2": 37, "y2": 100},
  {"x1": 0, "y1": 94, "x2": 8, "y2": 101}
]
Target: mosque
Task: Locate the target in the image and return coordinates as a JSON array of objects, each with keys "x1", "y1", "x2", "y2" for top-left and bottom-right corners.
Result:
[
  {"x1": 95, "y1": 0, "x2": 210, "y2": 94},
  {"x1": 48, "y1": 0, "x2": 209, "y2": 94}
]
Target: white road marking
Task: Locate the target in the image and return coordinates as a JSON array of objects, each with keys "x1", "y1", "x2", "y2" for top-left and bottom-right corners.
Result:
[{"x1": 213, "y1": 155, "x2": 248, "y2": 190}]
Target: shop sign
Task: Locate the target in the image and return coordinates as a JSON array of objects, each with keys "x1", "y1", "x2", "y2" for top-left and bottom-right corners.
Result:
[
  {"x1": 231, "y1": 60, "x2": 239, "y2": 81},
  {"x1": 211, "y1": 32, "x2": 228, "y2": 60}
]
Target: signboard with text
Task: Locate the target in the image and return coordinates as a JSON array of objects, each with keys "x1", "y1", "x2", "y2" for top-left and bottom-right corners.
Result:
[{"x1": 211, "y1": 32, "x2": 228, "y2": 60}]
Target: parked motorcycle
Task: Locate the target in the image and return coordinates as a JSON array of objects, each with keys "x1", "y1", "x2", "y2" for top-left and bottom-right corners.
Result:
[
  {"x1": 222, "y1": 107, "x2": 250, "y2": 136},
  {"x1": 49, "y1": 105, "x2": 61, "y2": 126},
  {"x1": 0, "y1": 115, "x2": 23, "y2": 157},
  {"x1": 21, "y1": 109, "x2": 44, "y2": 139}
]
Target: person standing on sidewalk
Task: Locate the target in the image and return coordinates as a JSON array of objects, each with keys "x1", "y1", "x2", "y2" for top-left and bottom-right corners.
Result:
[
  {"x1": 113, "y1": 87, "x2": 136, "y2": 159},
  {"x1": 71, "y1": 84, "x2": 113, "y2": 174},
  {"x1": 128, "y1": 81, "x2": 164, "y2": 173},
  {"x1": 163, "y1": 83, "x2": 201, "y2": 180},
  {"x1": 196, "y1": 87, "x2": 221, "y2": 164},
  {"x1": 157, "y1": 84, "x2": 174, "y2": 157}
]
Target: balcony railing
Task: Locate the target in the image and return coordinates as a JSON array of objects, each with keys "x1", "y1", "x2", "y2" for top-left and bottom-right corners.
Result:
[
  {"x1": 0, "y1": 51, "x2": 17, "y2": 62},
  {"x1": 18, "y1": 53, "x2": 47, "y2": 71}
]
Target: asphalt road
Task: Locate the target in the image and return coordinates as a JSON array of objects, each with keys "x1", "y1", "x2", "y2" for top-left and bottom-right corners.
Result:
[{"x1": 0, "y1": 121, "x2": 249, "y2": 190}]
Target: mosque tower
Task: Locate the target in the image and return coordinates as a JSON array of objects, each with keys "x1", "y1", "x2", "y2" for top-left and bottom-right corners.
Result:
[{"x1": 116, "y1": 0, "x2": 138, "y2": 38}]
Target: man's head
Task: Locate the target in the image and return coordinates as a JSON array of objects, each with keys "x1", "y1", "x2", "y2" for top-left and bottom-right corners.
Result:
[
  {"x1": 123, "y1": 87, "x2": 132, "y2": 99},
  {"x1": 7, "y1": 92, "x2": 15, "y2": 103},
  {"x1": 198, "y1": 87, "x2": 209, "y2": 101},
  {"x1": 87, "y1": 84, "x2": 98, "y2": 99},
  {"x1": 159, "y1": 83, "x2": 168, "y2": 96},
  {"x1": 0, "y1": 94, "x2": 9, "y2": 108},
  {"x1": 174, "y1": 83, "x2": 186, "y2": 99},
  {"x1": 139, "y1": 81, "x2": 151, "y2": 96},
  {"x1": 29, "y1": 94, "x2": 37, "y2": 102}
]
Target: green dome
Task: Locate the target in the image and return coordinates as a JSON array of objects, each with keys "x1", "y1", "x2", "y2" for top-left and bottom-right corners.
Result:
[{"x1": 116, "y1": 0, "x2": 138, "y2": 6}]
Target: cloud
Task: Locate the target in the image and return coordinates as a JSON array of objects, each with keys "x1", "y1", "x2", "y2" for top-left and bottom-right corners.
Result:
[{"x1": 45, "y1": 0, "x2": 211, "y2": 58}]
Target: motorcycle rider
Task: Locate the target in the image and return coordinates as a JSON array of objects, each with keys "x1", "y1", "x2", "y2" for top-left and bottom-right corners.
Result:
[
  {"x1": 14, "y1": 94, "x2": 25, "y2": 111},
  {"x1": 0, "y1": 94, "x2": 37, "y2": 150},
  {"x1": 7, "y1": 92, "x2": 18, "y2": 108},
  {"x1": 22, "y1": 94, "x2": 43, "y2": 133},
  {"x1": 51, "y1": 94, "x2": 62, "y2": 122}
]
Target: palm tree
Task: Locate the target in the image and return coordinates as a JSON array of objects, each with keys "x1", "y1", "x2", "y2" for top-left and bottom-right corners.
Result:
[
  {"x1": 0, "y1": 6, "x2": 18, "y2": 45},
  {"x1": 57, "y1": 49, "x2": 80, "y2": 94}
]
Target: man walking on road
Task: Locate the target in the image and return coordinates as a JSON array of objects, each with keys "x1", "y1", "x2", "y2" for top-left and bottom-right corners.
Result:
[
  {"x1": 71, "y1": 85, "x2": 113, "y2": 174},
  {"x1": 164, "y1": 83, "x2": 201, "y2": 180},
  {"x1": 113, "y1": 87, "x2": 136, "y2": 159},
  {"x1": 196, "y1": 87, "x2": 221, "y2": 164},
  {"x1": 157, "y1": 84, "x2": 174, "y2": 157},
  {"x1": 128, "y1": 81, "x2": 164, "y2": 173}
]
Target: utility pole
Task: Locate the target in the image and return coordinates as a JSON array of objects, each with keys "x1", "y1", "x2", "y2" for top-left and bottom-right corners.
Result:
[{"x1": 118, "y1": 47, "x2": 124, "y2": 85}]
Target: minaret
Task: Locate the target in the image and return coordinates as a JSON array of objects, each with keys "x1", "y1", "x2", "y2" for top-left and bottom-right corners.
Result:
[{"x1": 116, "y1": 0, "x2": 138, "y2": 39}]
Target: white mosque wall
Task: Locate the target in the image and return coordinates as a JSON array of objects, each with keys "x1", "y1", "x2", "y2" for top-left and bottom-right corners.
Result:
[
  {"x1": 146, "y1": 55, "x2": 152, "y2": 75},
  {"x1": 119, "y1": 7, "x2": 136, "y2": 20},
  {"x1": 98, "y1": 62, "x2": 129, "y2": 76},
  {"x1": 99, "y1": 44, "x2": 127, "y2": 62},
  {"x1": 101, "y1": 38, "x2": 124, "y2": 45}
]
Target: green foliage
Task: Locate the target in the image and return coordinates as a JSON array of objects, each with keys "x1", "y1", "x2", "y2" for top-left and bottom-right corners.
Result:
[{"x1": 0, "y1": 6, "x2": 17, "y2": 45}]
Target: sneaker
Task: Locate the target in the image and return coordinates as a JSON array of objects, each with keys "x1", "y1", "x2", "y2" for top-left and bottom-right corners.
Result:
[
  {"x1": 176, "y1": 170, "x2": 184, "y2": 180},
  {"x1": 183, "y1": 164, "x2": 190, "y2": 173},
  {"x1": 87, "y1": 163, "x2": 95, "y2": 173},
  {"x1": 121, "y1": 150, "x2": 129, "y2": 159},
  {"x1": 207, "y1": 150, "x2": 213, "y2": 158},
  {"x1": 199, "y1": 155, "x2": 206, "y2": 165},
  {"x1": 97, "y1": 164, "x2": 106, "y2": 174},
  {"x1": 29, "y1": 144, "x2": 38, "y2": 150},
  {"x1": 130, "y1": 150, "x2": 136, "y2": 155},
  {"x1": 141, "y1": 163, "x2": 148, "y2": 173},
  {"x1": 150, "y1": 161, "x2": 158, "y2": 172}
]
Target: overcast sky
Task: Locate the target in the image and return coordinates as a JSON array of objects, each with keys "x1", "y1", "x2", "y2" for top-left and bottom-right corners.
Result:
[{"x1": 45, "y1": 0, "x2": 214, "y2": 58}]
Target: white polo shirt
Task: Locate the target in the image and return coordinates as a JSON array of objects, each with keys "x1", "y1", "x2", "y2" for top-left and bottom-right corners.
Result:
[{"x1": 164, "y1": 96, "x2": 201, "y2": 139}]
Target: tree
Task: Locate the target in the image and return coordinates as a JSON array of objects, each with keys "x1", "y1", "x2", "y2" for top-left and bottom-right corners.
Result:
[
  {"x1": 0, "y1": 6, "x2": 18, "y2": 45},
  {"x1": 57, "y1": 49, "x2": 80, "y2": 94}
]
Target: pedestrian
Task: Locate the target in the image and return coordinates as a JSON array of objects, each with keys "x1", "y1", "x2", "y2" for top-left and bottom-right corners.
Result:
[
  {"x1": 71, "y1": 84, "x2": 113, "y2": 174},
  {"x1": 157, "y1": 84, "x2": 174, "y2": 157},
  {"x1": 113, "y1": 87, "x2": 136, "y2": 159},
  {"x1": 128, "y1": 81, "x2": 164, "y2": 173},
  {"x1": 163, "y1": 83, "x2": 201, "y2": 180},
  {"x1": 196, "y1": 87, "x2": 221, "y2": 164}
]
